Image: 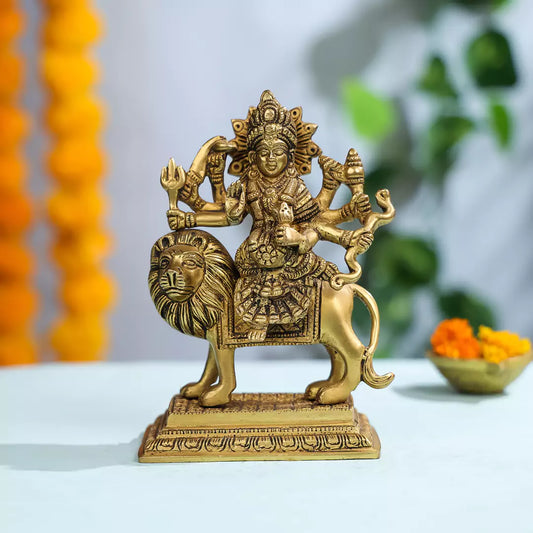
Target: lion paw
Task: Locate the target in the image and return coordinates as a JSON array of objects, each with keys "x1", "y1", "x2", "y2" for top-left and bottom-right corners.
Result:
[
  {"x1": 304, "y1": 380, "x2": 330, "y2": 401},
  {"x1": 199, "y1": 385, "x2": 232, "y2": 407},
  {"x1": 316, "y1": 384, "x2": 351, "y2": 405},
  {"x1": 180, "y1": 382, "x2": 210, "y2": 399}
]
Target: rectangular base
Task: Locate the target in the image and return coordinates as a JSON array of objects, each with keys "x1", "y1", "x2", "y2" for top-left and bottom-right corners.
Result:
[{"x1": 138, "y1": 393, "x2": 380, "y2": 462}]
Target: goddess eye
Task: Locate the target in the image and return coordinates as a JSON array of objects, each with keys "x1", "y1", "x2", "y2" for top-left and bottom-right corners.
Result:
[{"x1": 274, "y1": 149, "x2": 285, "y2": 156}]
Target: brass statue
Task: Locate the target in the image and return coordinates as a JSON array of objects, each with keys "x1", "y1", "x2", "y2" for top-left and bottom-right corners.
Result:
[{"x1": 140, "y1": 91, "x2": 396, "y2": 461}]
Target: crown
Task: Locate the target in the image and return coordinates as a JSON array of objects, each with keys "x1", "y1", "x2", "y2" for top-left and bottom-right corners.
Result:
[
  {"x1": 246, "y1": 91, "x2": 297, "y2": 150},
  {"x1": 228, "y1": 90, "x2": 320, "y2": 177}
]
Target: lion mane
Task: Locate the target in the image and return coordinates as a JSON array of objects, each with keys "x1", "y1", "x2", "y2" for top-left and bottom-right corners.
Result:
[{"x1": 149, "y1": 229, "x2": 237, "y2": 339}]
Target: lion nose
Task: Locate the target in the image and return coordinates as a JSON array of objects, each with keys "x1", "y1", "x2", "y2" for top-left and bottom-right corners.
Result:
[{"x1": 167, "y1": 268, "x2": 181, "y2": 285}]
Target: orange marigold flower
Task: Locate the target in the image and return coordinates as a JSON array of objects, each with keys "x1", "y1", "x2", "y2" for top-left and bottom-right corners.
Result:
[
  {"x1": 51, "y1": 230, "x2": 112, "y2": 273},
  {"x1": 0, "y1": 7, "x2": 24, "y2": 43},
  {"x1": 0, "y1": 283, "x2": 38, "y2": 331},
  {"x1": 41, "y1": 50, "x2": 99, "y2": 96},
  {"x1": 0, "y1": 152, "x2": 27, "y2": 193},
  {"x1": 45, "y1": 95, "x2": 104, "y2": 136},
  {"x1": 478, "y1": 325, "x2": 531, "y2": 363},
  {"x1": 47, "y1": 137, "x2": 106, "y2": 185},
  {"x1": 0, "y1": 191, "x2": 33, "y2": 234},
  {"x1": 47, "y1": 185, "x2": 106, "y2": 231},
  {"x1": 0, "y1": 332, "x2": 37, "y2": 365},
  {"x1": 50, "y1": 313, "x2": 109, "y2": 361},
  {"x1": 0, "y1": 105, "x2": 30, "y2": 147},
  {"x1": 430, "y1": 318, "x2": 481, "y2": 359},
  {"x1": 0, "y1": 239, "x2": 34, "y2": 279},
  {"x1": 43, "y1": 6, "x2": 102, "y2": 49},
  {"x1": 41, "y1": 0, "x2": 88, "y2": 11},
  {"x1": 0, "y1": 51, "x2": 24, "y2": 98},
  {"x1": 60, "y1": 269, "x2": 115, "y2": 313}
]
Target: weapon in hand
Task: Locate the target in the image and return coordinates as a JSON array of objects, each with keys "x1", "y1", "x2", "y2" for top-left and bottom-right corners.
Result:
[
  {"x1": 330, "y1": 189, "x2": 395, "y2": 290},
  {"x1": 161, "y1": 157, "x2": 187, "y2": 230}
]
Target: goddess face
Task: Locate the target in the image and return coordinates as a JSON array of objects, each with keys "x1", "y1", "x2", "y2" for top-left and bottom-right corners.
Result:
[
  {"x1": 253, "y1": 139, "x2": 290, "y2": 179},
  {"x1": 158, "y1": 244, "x2": 205, "y2": 302}
]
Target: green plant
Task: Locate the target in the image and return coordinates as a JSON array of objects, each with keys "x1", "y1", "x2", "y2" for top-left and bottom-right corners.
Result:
[{"x1": 342, "y1": 0, "x2": 516, "y2": 356}]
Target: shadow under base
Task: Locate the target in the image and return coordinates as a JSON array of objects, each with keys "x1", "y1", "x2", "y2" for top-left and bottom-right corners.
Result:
[{"x1": 138, "y1": 393, "x2": 380, "y2": 462}]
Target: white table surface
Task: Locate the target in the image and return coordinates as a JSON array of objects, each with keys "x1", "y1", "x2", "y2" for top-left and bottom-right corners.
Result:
[{"x1": 1, "y1": 359, "x2": 532, "y2": 533}]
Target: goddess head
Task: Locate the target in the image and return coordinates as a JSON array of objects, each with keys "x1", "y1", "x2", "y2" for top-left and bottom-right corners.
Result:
[
  {"x1": 246, "y1": 91, "x2": 297, "y2": 179},
  {"x1": 227, "y1": 90, "x2": 320, "y2": 179}
]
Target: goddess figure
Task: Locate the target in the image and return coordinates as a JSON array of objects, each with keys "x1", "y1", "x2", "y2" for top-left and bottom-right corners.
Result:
[{"x1": 165, "y1": 91, "x2": 374, "y2": 342}]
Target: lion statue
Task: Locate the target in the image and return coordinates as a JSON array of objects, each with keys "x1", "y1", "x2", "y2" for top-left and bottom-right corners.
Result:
[{"x1": 149, "y1": 229, "x2": 393, "y2": 407}]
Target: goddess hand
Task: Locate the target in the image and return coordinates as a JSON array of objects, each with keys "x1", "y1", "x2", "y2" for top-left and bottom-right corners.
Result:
[
  {"x1": 350, "y1": 193, "x2": 372, "y2": 219},
  {"x1": 225, "y1": 181, "x2": 246, "y2": 223},
  {"x1": 206, "y1": 151, "x2": 226, "y2": 179},
  {"x1": 275, "y1": 226, "x2": 304, "y2": 247},
  {"x1": 350, "y1": 230, "x2": 374, "y2": 254},
  {"x1": 167, "y1": 209, "x2": 186, "y2": 231}
]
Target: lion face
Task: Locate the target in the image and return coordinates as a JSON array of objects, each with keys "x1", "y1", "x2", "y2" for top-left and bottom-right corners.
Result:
[
  {"x1": 158, "y1": 244, "x2": 205, "y2": 302},
  {"x1": 149, "y1": 230, "x2": 237, "y2": 339}
]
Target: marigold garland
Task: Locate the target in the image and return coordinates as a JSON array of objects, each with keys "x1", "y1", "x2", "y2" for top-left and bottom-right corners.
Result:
[
  {"x1": 0, "y1": 1, "x2": 37, "y2": 365},
  {"x1": 0, "y1": 152, "x2": 27, "y2": 192},
  {"x1": 41, "y1": 0, "x2": 114, "y2": 361},
  {"x1": 431, "y1": 319, "x2": 531, "y2": 363}
]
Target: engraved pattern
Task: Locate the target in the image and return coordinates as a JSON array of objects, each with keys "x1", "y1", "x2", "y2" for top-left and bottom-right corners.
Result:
[
  {"x1": 169, "y1": 392, "x2": 352, "y2": 416},
  {"x1": 138, "y1": 393, "x2": 377, "y2": 461},
  {"x1": 141, "y1": 415, "x2": 373, "y2": 457},
  {"x1": 219, "y1": 283, "x2": 321, "y2": 348}
]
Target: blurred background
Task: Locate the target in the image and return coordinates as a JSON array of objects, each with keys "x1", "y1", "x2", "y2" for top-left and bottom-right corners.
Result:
[{"x1": 4, "y1": 0, "x2": 532, "y2": 363}]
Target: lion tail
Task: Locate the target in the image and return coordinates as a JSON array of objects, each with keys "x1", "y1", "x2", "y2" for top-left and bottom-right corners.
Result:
[{"x1": 350, "y1": 284, "x2": 395, "y2": 389}]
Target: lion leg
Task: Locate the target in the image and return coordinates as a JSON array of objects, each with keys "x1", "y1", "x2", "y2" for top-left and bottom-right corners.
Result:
[
  {"x1": 199, "y1": 345, "x2": 236, "y2": 407},
  {"x1": 305, "y1": 347, "x2": 345, "y2": 400},
  {"x1": 317, "y1": 283, "x2": 364, "y2": 405},
  {"x1": 180, "y1": 345, "x2": 219, "y2": 399},
  {"x1": 316, "y1": 330, "x2": 364, "y2": 405}
]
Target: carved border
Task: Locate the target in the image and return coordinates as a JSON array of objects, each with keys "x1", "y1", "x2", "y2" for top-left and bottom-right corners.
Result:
[{"x1": 140, "y1": 413, "x2": 374, "y2": 459}]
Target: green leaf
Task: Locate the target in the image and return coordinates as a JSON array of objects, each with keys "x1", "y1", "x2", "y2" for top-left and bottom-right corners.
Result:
[
  {"x1": 438, "y1": 290, "x2": 496, "y2": 330},
  {"x1": 363, "y1": 165, "x2": 396, "y2": 200},
  {"x1": 423, "y1": 115, "x2": 475, "y2": 181},
  {"x1": 418, "y1": 55, "x2": 458, "y2": 99},
  {"x1": 382, "y1": 290, "x2": 414, "y2": 333},
  {"x1": 488, "y1": 99, "x2": 512, "y2": 148},
  {"x1": 368, "y1": 232, "x2": 438, "y2": 290},
  {"x1": 450, "y1": 0, "x2": 505, "y2": 8},
  {"x1": 341, "y1": 78, "x2": 398, "y2": 141},
  {"x1": 466, "y1": 29, "x2": 517, "y2": 88},
  {"x1": 491, "y1": 0, "x2": 512, "y2": 10},
  {"x1": 428, "y1": 115, "x2": 475, "y2": 157}
]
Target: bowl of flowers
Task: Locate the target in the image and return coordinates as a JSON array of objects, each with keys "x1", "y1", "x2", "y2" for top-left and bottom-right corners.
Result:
[{"x1": 427, "y1": 319, "x2": 531, "y2": 394}]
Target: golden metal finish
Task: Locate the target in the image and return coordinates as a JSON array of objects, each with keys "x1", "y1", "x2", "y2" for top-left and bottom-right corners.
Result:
[
  {"x1": 141, "y1": 91, "x2": 395, "y2": 461},
  {"x1": 139, "y1": 393, "x2": 380, "y2": 462},
  {"x1": 427, "y1": 351, "x2": 532, "y2": 394}
]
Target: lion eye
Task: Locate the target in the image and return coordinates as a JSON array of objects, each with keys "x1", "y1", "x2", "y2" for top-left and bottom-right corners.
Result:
[
  {"x1": 160, "y1": 257, "x2": 170, "y2": 269},
  {"x1": 183, "y1": 259, "x2": 198, "y2": 269}
]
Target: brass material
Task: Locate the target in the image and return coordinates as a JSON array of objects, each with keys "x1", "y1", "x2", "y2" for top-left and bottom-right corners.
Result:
[
  {"x1": 142, "y1": 91, "x2": 396, "y2": 461},
  {"x1": 138, "y1": 393, "x2": 380, "y2": 462},
  {"x1": 427, "y1": 351, "x2": 532, "y2": 394}
]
